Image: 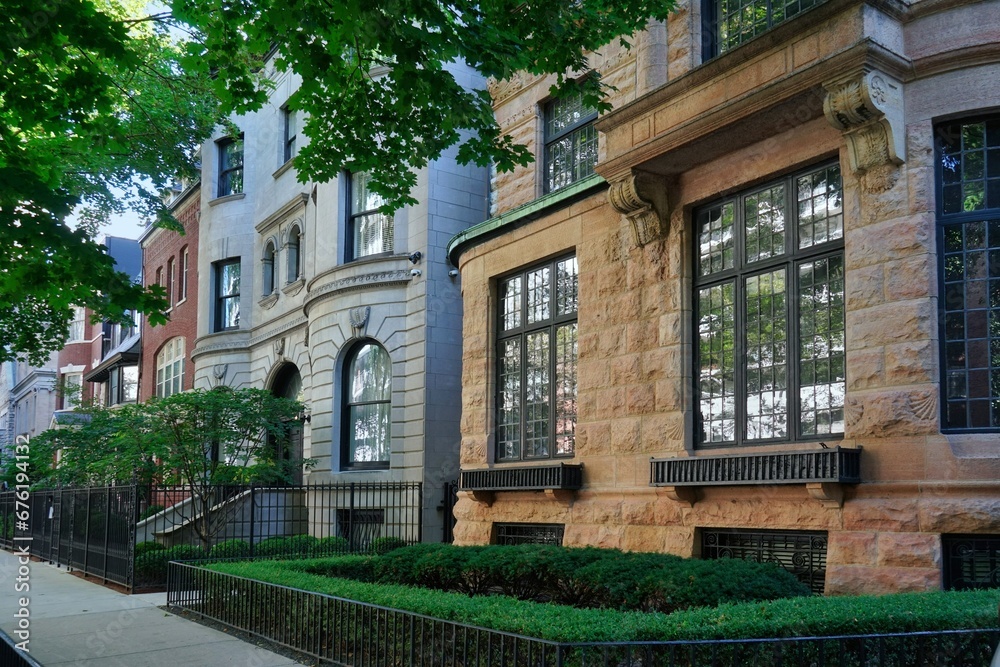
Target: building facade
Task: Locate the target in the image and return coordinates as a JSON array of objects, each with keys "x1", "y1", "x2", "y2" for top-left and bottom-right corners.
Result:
[
  {"x1": 191, "y1": 58, "x2": 489, "y2": 540},
  {"x1": 140, "y1": 184, "x2": 201, "y2": 402},
  {"x1": 450, "y1": 0, "x2": 1000, "y2": 594}
]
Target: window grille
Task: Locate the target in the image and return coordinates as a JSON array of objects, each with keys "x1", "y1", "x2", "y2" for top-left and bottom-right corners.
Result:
[
  {"x1": 494, "y1": 523, "x2": 565, "y2": 546},
  {"x1": 701, "y1": 528, "x2": 827, "y2": 593}
]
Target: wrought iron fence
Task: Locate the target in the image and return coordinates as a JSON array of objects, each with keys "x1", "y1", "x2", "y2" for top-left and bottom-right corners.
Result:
[
  {"x1": 0, "y1": 482, "x2": 422, "y2": 591},
  {"x1": 0, "y1": 629, "x2": 44, "y2": 667},
  {"x1": 168, "y1": 562, "x2": 1000, "y2": 667}
]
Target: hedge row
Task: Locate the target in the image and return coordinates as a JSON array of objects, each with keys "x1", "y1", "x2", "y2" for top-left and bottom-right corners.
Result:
[
  {"x1": 300, "y1": 544, "x2": 810, "y2": 613},
  {"x1": 133, "y1": 535, "x2": 408, "y2": 583},
  {"x1": 205, "y1": 559, "x2": 1000, "y2": 643}
]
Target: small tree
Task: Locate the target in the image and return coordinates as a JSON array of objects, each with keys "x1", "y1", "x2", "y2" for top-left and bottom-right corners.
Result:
[{"x1": 5, "y1": 387, "x2": 310, "y2": 549}]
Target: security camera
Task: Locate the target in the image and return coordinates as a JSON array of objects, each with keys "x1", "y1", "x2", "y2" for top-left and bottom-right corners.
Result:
[
  {"x1": 408, "y1": 251, "x2": 422, "y2": 264},
  {"x1": 448, "y1": 269, "x2": 459, "y2": 278},
  {"x1": 410, "y1": 269, "x2": 422, "y2": 277}
]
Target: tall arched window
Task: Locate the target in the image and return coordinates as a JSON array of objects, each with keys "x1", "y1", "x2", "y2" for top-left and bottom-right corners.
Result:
[
  {"x1": 342, "y1": 341, "x2": 391, "y2": 469},
  {"x1": 262, "y1": 240, "x2": 276, "y2": 296},
  {"x1": 156, "y1": 337, "x2": 185, "y2": 398},
  {"x1": 286, "y1": 224, "x2": 301, "y2": 283}
]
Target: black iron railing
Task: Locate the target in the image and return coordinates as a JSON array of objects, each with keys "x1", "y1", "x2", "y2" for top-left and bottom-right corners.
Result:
[
  {"x1": 0, "y1": 482, "x2": 422, "y2": 591},
  {"x1": 0, "y1": 628, "x2": 44, "y2": 667},
  {"x1": 460, "y1": 464, "x2": 583, "y2": 492},
  {"x1": 168, "y1": 562, "x2": 1000, "y2": 666},
  {"x1": 651, "y1": 446, "x2": 861, "y2": 486}
]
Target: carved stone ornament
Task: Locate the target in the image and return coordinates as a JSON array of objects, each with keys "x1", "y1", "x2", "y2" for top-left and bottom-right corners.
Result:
[
  {"x1": 349, "y1": 306, "x2": 371, "y2": 337},
  {"x1": 607, "y1": 170, "x2": 669, "y2": 247},
  {"x1": 274, "y1": 337, "x2": 285, "y2": 358},
  {"x1": 212, "y1": 364, "x2": 228, "y2": 381},
  {"x1": 823, "y1": 70, "x2": 905, "y2": 177}
]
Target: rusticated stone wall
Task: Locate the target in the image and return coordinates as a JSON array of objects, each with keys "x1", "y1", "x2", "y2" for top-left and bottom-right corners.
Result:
[{"x1": 455, "y1": 0, "x2": 1000, "y2": 596}]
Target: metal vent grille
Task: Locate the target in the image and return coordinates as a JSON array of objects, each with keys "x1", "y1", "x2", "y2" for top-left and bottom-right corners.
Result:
[
  {"x1": 494, "y1": 523, "x2": 565, "y2": 546},
  {"x1": 701, "y1": 528, "x2": 827, "y2": 594}
]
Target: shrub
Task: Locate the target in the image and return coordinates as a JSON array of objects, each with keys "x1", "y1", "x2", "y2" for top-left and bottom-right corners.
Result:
[
  {"x1": 210, "y1": 539, "x2": 251, "y2": 559},
  {"x1": 298, "y1": 555, "x2": 378, "y2": 582},
  {"x1": 373, "y1": 544, "x2": 810, "y2": 612},
  {"x1": 135, "y1": 541, "x2": 166, "y2": 556},
  {"x1": 206, "y1": 559, "x2": 1000, "y2": 643},
  {"x1": 370, "y1": 536, "x2": 408, "y2": 555},
  {"x1": 255, "y1": 534, "x2": 318, "y2": 558},
  {"x1": 134, "y1": 544, "x2": 206, "y2": 584},
  {"x1": 311, "y1": 535, "x2": 350, "y2": 557}
]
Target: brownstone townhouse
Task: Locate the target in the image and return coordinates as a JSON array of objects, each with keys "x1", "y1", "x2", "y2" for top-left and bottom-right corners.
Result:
[{"x1": 448, "y1": 0, "x2": 1000, "y2": 594}]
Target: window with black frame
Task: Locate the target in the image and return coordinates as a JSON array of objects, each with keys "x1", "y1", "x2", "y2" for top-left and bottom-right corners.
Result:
[
  {"x1": 937, "y1": 116, "x2": 1000, "y2": 431},
  {"x1": 282, "y1": 105, "x2": 297, "y2": 164},
  {"x1": 694, "y1": 163, "x2": 845, "y2": 446},
  {"x1": 342, "y1": 341, "x2": 392, "y2": 469},
  {"x1": 217, "y1": 136, "x2": 244, "y2": 197},
  {"x1": 703, "y1": 0, "x2": 822, "y2": 59},
  {"x1": 348, "y1": 171, "x2": 394, "y2": 260},
  {"x1": 496, "y1": 256, "x2": 578, "y2": 461},
  {"x1": 543, "y1": 91, "x2": 597, "y2": 194},
  {"x1": 214, "y1": 259, "x2": 241, "y2": 332}
]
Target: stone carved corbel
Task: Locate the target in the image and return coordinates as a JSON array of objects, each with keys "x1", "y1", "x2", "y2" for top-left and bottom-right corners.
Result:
[
  {"x1": 659, "y1": 485, "x2": 697, "y2": 508},
  {"x1": 349, "y1": 306, "x2": 370, "y2": 338},
  {"x1": 608, "y1": 170, "x2": 669, "y2": 247},
  {"x1": 823, "y1": 70, "x2": 905, "y2": 188},
  {"x1": 806, "y1": 482, "x2": 845, "y2": 509}
]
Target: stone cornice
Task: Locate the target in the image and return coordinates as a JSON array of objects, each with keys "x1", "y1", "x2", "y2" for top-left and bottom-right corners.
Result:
[
  {"x1": 249, "y1": 316, "x2": 308, "y2": 347},
  {"x1": 190, "y1": 330, "x2": 251, "y2": 361},
  {"x1": 596, "y1": 40, "x2": 910, "y2": 179},
  {"x1": 255, "y1": 192, "x2": 309, "y2": 233},
  {"x1": 304, "y1": 269, "x2": 413, "y2": 315}
]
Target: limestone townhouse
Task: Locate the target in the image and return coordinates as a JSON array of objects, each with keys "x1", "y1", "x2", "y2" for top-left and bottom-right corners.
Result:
[
  {"x1": 191, "y1": 55, "x2": 490, "y2": 541},
  {"x1": 448, "y1": 0, "x2": 1000, "y2": 594}
]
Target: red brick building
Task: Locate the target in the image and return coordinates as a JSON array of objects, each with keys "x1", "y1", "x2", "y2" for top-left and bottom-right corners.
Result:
[{"x1": 139, "y1": 183, "x2": 201, "y2": 402}]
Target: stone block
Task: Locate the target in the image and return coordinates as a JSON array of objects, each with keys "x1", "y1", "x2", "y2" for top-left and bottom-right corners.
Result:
[
  {"x1": 846, "y1": 214, "x2": 933, "y2": 268},
  {"x1": 918, "y1": 496, "x2": 1000, "y2": 533},
  {"x1": 622, "y1": 525, "x2": 668, "y2": 552},
  {"x1": 884, "y1": 256, "x2": 933, "y2": 302},
  {"x1": 658, "y1": 312, "x2": 682, "y2": 346},
  {"x1": 627, "y1": 384, "x2": 656, "y2": 415},
  {"x1": 826, "y1": 565, "x2": 941, "y2": 595},
  {"x1": 611, "y1": 417, "x2": 642, "y2": 453},
  {"x1": 876, "y1": 532, "x2": 940, "y2": 569},
  {"x1": 884, "y1": 339, "x2": 936, "y2": 386},
  {"x1": 842, "y1": 498, "x2": 921, "y2": 532},
  {"x1": 845, "y1": 263, "x2": 884, "y2": 311},
  {"x1": 655, "y1": 379, "x2": 685, "y2": 411},
  {"x1": 828, "y1": 531, "x2": 877, "y2": 566},
  {"x1": 847, "y1": 300, "x2": 933, "y2": 348},
  {"x1": 845, "y1": 389, "x2": 937, "y2": 437},
  {"x1": 846, "y1": 348, "x2": 884, "y2": 390}
]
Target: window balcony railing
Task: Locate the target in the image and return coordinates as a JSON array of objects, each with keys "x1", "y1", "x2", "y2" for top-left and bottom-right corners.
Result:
[
  {"x1": 651, "y1": 447, "x2": 860, "y2": 508},
  {"x1": 460, "y1": 464, "x2": 583, "y2": 504}
]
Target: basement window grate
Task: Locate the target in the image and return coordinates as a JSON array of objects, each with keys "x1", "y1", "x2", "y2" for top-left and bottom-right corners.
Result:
[
  {"x1": 701, "y1": 528, "x2": 827, "y2": 593},
  {"x1": 494, "y1": 523, "x2": 565, "y2": 546}
]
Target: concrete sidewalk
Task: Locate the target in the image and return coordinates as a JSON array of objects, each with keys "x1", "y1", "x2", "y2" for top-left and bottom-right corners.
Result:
[{"x1": 0, "y1": 548, "x2": 306, "y2": 666}]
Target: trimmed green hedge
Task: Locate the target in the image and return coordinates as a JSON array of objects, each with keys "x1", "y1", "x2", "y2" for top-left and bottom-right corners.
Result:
[
  {"x1": 136, "y1": 544, "x2": 205, "y2": 584},
  {"x1": 205, "y1": 559, "x2": 1000, "y2": 642},
  {"x1": 370, "y1": 544, "x2": 809, "y2": 612}
]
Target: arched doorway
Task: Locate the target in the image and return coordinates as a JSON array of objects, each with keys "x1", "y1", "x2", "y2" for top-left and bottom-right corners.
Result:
[{"x1": 270, "y1": 363, "x2": 304, "y2": 485}]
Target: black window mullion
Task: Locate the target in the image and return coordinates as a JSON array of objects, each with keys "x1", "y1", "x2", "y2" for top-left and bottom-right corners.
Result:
[
  {"x1": 788, "y1": 256, "x2": 801, "y2": 440},
  {"x1": 734, "y1": 194, "x2": 747, "y2": 445}
]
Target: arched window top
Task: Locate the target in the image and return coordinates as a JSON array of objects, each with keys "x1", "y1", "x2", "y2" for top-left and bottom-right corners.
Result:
[
  {"x1": 156, "y1": 337, "x2": 185, "y2": 398},
  {"x1": 286, "y1": 222, "x2": 302, "y2": 284},
  {"x1": 262, "y1": 238, "x2": 277, "y2": 296},
  {"x1": 343, "y1": 340, "x2": 391, "y2": 469}
]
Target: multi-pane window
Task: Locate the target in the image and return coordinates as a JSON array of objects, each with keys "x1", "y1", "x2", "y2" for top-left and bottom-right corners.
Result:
[
  {"x1": 218, "y1": 136, "x2": 244, "y2": 197},
  {"x1": 262, "y1": 240, "x2": 276, "y2": 296},
  {"x1": 108, "y1": 366, "x2": 138, "y2": 405},
  {"x1": 343, "y1": 342, "x2": 392, "y2": 468},
  {"x1": 544, "y1": 91, "x2": 598, "y2": 193},
  {"x1": 695, "y1": 163, "x2": 844, "y2": 446},
  {"x1": 180, "y1": 247, "x2": 189, "y2": 301},
  {"x1": 62, "y1": 372, "x2": 83, "y2": 408},
  {"x1": 67, "y1": 306, "x2": 86, "y2": 342},
  {"x1": 497, "y1": 256, "x2": 578, "y2": 460},
  {"x1": 214, "y1": 259, "x2": 241, "y2": 332},
  {"x1": 938, "y1": 116, "x2": 1000, "y2": 430},
  {"x1": 167, "y1": 258, "x2": 175, "y2": 306},
  {"x1": 286, "y1": 224, "x2": 301, "y2": 283},
  {"x1": 156, "y1": 338, "x2": 184, "y2": 398},
  {"x1": 282, "y1": 105, "x2": 298, "y2": 164},
  {"x1": 705, "y1": 0, "x2": 822, "y2": 57},
  {"x1": 348, "y1": 171, "x2": 394, "y2": 259}
]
